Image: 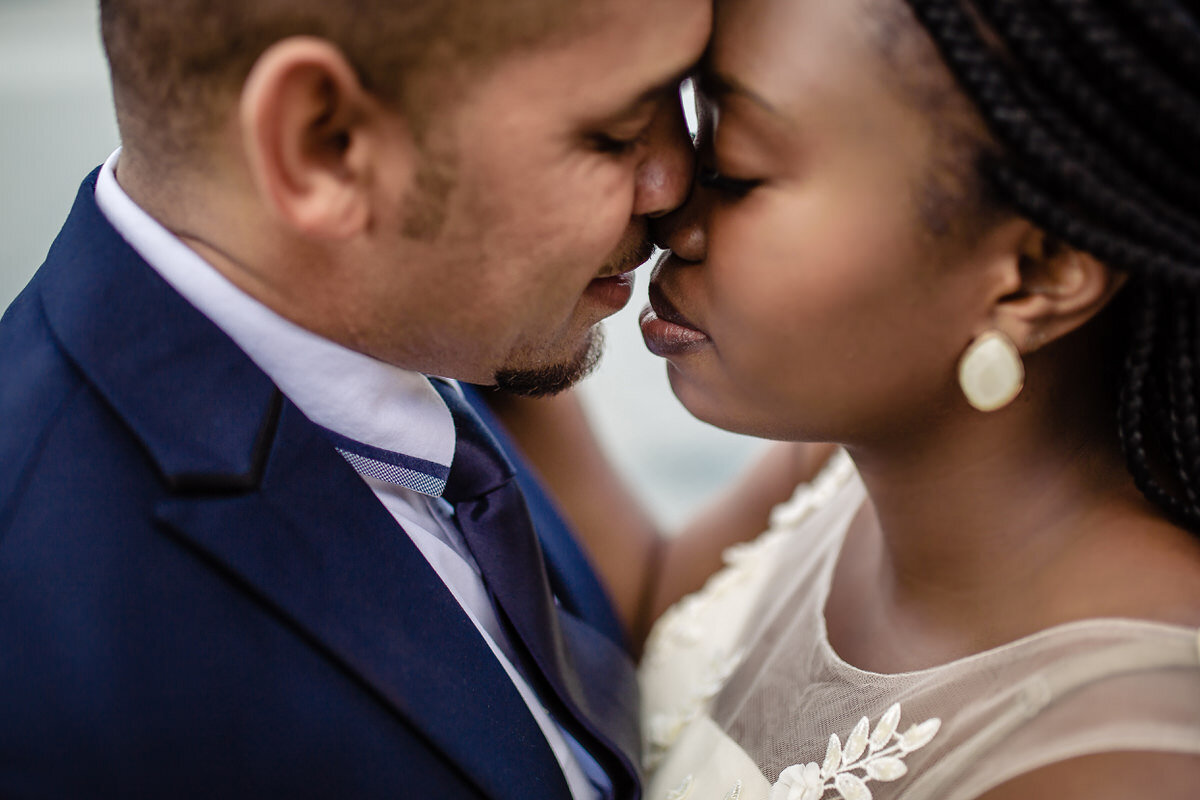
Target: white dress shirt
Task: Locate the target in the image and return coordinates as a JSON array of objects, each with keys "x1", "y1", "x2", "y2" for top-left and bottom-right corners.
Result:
[{"x1": 93, "y1": 149, "x2": 606, "y2": 799}]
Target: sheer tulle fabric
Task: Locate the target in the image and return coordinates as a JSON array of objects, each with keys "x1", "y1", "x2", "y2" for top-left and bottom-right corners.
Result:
[{"x1": 640, "y1": 452, "x2": 1200, "y2": 800}]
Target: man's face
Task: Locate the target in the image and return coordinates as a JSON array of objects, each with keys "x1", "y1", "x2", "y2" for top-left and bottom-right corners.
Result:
[{"x1": 362, "y1": 0, "x2": 710, "y2": 394}]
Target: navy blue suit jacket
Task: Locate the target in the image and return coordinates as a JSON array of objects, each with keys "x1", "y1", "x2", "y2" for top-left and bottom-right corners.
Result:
[{"x1": 0, "y1": 170, "x2": 639, "y2": 799}]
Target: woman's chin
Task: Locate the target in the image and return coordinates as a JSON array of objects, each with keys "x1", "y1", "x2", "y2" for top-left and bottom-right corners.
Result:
[
  {"x1": 666, "y1": 366, "x2": 766, "y2": 438},
  {"x1": 665, "y1": 367, "x2": 830, "y2": 442}
]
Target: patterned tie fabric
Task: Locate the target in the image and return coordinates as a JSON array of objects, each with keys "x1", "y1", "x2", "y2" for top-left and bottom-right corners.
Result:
[{"x1": 319, "y1": 425, "x2": 450, "y2": 496}]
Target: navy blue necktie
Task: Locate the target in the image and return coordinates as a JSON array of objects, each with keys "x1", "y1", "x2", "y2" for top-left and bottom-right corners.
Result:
[
  {"x1": 432, "y1": 382, "x2": 640, "y2": 799},
  {"x1": 438, "y1": 385, "x2": 568, "y2": 693}
]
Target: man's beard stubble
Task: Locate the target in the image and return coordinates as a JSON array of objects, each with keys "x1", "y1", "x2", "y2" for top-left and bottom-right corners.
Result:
[
  {"x1": 493, "y1": 326, "x2": 606, "y2": 398},
  {"x1": 493, "y1": 227, "x2": 654, "y2": 397}
]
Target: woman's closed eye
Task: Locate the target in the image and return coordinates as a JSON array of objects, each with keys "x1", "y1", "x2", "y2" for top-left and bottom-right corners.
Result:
[{"x1": 698, "y1": 165, "x2": 760, "y2": 197}]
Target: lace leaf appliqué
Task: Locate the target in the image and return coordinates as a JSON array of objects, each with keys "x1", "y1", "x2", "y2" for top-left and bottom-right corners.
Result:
[
  {"x1": 770, "y1": 704, "x2": 941, "y2": 800},
  {"x1": 665, "y1": 774, "x2": 695, "y2": 800}
]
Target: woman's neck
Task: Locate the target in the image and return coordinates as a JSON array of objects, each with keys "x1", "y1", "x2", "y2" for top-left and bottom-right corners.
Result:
[
  {"x1": 850, "y1": 411, "x2": 1130, "y2": 604},
  {"x1": 826, "y1": 351, "x2": 1200, "y2": 672}
]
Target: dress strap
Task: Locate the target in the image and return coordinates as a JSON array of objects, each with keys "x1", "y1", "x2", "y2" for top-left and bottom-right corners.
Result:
[{"x1": 906, "y1": 628, "x2": 1200, "y2": 799}]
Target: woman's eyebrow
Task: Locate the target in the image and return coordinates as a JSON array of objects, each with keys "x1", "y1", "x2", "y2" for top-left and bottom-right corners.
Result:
[{"x1": 702, "y1": 71, "x2": 786, "y2": 120}]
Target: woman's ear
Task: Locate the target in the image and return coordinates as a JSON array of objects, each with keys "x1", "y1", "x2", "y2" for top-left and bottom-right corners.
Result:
[
  {"x1": 239, "y1": 37, "x2": 409, "y2": 240},
  {"x1": 989, "y1": 228, "x2": 1127, "y2": 353}
]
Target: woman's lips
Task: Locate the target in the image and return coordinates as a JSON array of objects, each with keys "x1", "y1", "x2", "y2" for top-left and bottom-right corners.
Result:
[{"x1": 640, "y1": 283, "x2": 710, "y2": 357}]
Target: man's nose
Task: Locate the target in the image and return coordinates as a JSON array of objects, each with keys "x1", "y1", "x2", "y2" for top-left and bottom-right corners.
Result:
[
  {"x1": 650, "y1": 167, "x2": 708, "y2": 263},
  {"x1": 633, "y1": 95, "x2": 695, "y2": 220}
]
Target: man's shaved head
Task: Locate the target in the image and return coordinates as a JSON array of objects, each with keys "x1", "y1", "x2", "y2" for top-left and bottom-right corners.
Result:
[
  {"x1": 99, "y1": 0, "x2": 581, "y2": 167},
  {"x1": 96, "y1": 0, "x2": 708, "y2": 395}
]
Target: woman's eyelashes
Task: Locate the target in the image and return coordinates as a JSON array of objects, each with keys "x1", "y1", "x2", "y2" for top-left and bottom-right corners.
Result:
[{"x1": 698, "y1": 165, "x2": 760, "y2": 197}]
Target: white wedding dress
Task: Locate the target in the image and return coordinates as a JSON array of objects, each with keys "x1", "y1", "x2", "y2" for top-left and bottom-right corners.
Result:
[{"x1": 639, "y1": 451, "x2": 1200, "y2": 800}]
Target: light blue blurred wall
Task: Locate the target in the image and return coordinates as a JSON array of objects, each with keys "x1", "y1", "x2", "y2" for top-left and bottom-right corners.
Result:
[
  {"x1": 0, "y1": 0, "x2": 118, "y2": 306},
  {"x1": 0, "y1": 0, "x2": 767, "y2": 528}
]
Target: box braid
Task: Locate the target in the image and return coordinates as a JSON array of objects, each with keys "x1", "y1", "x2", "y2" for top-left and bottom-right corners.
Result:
[{"x1": 901, "y1": 0, "x2": 1200, "y2": 530}]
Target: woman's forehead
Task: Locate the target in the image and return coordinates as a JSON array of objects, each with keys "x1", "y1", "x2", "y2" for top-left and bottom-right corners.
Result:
[{"x1": 707, "y1": 0, "x2": 909, "y2": 123}]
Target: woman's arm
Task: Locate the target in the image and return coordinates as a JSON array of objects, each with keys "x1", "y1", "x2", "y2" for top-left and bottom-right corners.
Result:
[
  {"x1": 479, "y1": 387, "x2": 835, "y2": 649},
  {"x1": 641, "y1": 438, "x2": 837, "y2": 640}
]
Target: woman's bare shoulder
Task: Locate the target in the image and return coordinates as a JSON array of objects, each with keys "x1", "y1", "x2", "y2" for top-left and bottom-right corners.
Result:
[
  {"x1": 974, "y1": 751, "x2": 1200, "y2": 800},
  {"x1": 1063, "y1": 507, "x2": 1200, "y2": 628}
]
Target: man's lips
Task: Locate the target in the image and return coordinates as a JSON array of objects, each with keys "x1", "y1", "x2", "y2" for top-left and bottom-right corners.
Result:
[
  {"x1": 598, "y1": 237, "x2": 656, "y2": 280},
  {"x1": 584, "y1": 271, "x2": 636, "y2": 310},
  {"x1": 640, "y1": 282, "x2": 710, "y2": 357},
  {"x1": 584, "y1": 238, "x2": 655, "y2": 311}
]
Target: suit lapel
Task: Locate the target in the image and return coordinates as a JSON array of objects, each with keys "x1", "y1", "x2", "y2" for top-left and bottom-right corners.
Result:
[
  {"x1": 157, "y1": 402, "x2": 572, "y2": 800},
  {"x1": 38, "y1": 171, "x2": 574, "y2": 800},
  {"x1": 557, "y1": 609, "x2": 644, "y2": 795}
]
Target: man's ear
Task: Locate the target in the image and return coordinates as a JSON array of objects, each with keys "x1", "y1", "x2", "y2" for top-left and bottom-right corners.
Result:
[
  {"x1": 988, "y1": 227, "x2": 1127, "y2": 353},
  {"x1": 239, "y1": 37, "x2": 407, "y2": 239}
]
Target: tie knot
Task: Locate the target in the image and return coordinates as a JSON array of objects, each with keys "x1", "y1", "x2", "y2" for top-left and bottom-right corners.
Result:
[{"x1": 432, "y1": 380, "x2": 516, "y2": 503}]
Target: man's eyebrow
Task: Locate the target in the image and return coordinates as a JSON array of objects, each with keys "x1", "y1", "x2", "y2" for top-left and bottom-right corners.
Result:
[{"x1": 609, "y1": 66, "x2": 698, "y2": 120}]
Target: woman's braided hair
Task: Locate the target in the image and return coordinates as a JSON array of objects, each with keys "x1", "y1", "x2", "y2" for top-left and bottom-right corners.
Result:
[{"x1": 900, "y1": 0, "x2": 1200, "y2": 531}]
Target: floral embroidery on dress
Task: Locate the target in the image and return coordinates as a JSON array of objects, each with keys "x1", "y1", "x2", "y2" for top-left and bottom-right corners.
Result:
[
  {"x1": 644, "y1": 646, "x2": 748, "y2": 769},
  {"x1": 770, "y1": 704, "x2": 941, "y2": 800},
  {"x1": 642, "y1": 451, "x2": 859, "y2": 775},
  {"x1": 768, "y1": 450, "x2": 855, "y2": 530},
  {"x1": 643, "y1": 451, "x2": 856, "y2": 668}
]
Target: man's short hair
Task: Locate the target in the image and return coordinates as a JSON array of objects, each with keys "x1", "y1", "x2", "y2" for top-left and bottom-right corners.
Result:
[{"x1": 100, "y1": 0, "x2": 579, "y2": 168}]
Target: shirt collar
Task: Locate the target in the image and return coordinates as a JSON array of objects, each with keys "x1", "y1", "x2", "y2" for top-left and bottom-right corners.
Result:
[{"x1": 93, "y1": 148, "x2": 456, "y2": 489}]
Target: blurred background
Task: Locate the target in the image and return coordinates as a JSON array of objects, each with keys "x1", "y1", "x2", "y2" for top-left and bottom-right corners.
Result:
[{"x1": 0, "y1": 0, "x2": 768, "y2": 529}]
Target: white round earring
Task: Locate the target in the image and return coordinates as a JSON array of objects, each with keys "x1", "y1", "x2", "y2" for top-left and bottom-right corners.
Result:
[{"x1": 958, "y1": 331, "x2": 1025, "y2": 412}]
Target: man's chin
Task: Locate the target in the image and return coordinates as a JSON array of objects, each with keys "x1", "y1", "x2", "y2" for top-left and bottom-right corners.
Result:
[{"x1": 492, "y1": 329, "x2": 605, "y2": 398}]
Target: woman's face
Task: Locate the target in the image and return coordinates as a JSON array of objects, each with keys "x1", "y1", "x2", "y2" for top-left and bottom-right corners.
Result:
[{"x1": 643, "y1": 0, "x2": 1007, "y2": 444}]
